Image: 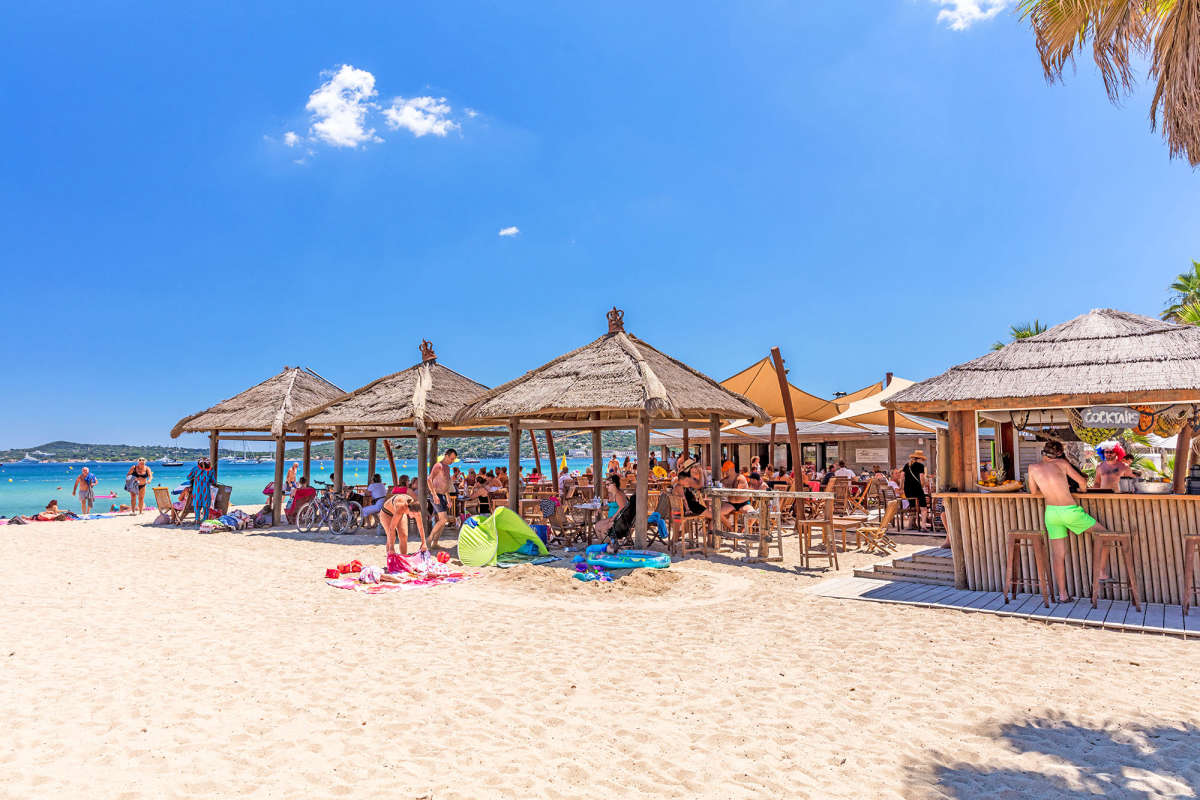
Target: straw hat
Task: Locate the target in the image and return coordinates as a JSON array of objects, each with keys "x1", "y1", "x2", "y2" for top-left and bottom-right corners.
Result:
[{"x1": 910, "y1": 450, "x2": 926, "y2": 460}]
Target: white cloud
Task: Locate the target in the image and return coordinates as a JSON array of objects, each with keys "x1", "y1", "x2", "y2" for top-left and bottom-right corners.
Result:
[
  {"x1": 933, "y1": 0, "x2": 1009, "y2": 31},
  {"x1": 382, "y1": 96, "x2": 459, "y2": 137},
  {"x1": 465, "y1": 107, "x2": 479, "y2": 118},
  {"x1": 305, "y1": 64, "x2": 380, "y2": 147},
  {"x1": 498, "y1": 226, "x2": 519, "y2": 237},
  {"x1": 283, "y1": 131, "x2": 299, "y2": 147}
]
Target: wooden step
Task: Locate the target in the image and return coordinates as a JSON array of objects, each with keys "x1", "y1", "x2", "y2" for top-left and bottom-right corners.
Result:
[
  {"x1": 854, "y1": 568, "x2": 955, "y2": 587},
  {"x1": 894, "y1": 556, "x2": 954, "y2": 573}
]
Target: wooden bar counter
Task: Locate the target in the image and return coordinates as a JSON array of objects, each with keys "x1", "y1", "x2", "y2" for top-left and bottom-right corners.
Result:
[{"x1": 939, "y1": 492, "x2": 1200, "y2": 605}]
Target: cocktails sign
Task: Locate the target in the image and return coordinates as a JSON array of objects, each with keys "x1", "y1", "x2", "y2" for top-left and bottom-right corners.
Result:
[{"x1": 1079, "y1": 406, "x2": 1141, "y2": 428}]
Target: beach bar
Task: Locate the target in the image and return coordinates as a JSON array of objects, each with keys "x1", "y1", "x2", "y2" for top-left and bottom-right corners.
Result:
[{"x1": 885, "y1": 310, "x2": 1200, "y2": 605}]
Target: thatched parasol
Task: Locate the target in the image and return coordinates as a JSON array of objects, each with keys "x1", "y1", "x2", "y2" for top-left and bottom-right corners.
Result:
[
  {"x1": 454, "y1": 308, "x2": 768, "y2": 425},
  {"x1": 293, "y1": 340, "x2": 488, "y2": 433},
  {"x1": 454, "y1": 308, "x2": 767, "y2": 549},
  {"x1": 886, "y1": 309, "x2": 1200, "y2": 414},
  {"x1": 170, "y1": 366, "x2": 345, "y2": 439}
]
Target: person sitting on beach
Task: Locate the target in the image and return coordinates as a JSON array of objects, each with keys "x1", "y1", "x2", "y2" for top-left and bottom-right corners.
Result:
[
  {"x1": 607, "y1": 455, "x2": 620, "y2": 475},
  {"x1": 72, "y1": 466, "x2": 97, "y2": 515},
  {"x1": 720, "y1": 467, "x2": 752, "y2": 529},
  {"x1": 527, "y1": 467, "x2": 541, "y2": 484},
  {"x1": 558, "y1": 468, "x2": 577, "y2": 501},
  {"x1": 1028, "y1": 440, "x2": 1102, "y2": 602},
  {"x1": 285, "y1": 477, "x2": 317, "y2": 524},
  {"x1": 593, "y1": 474, "x2": 630, "y2": 539},
  {"x1": 360, "y1": 474, "x2": 389, "y2": 524},
  {"x1": 485, "y1": 470, "x2": 503, "y2": 490},
  {"x1": 675, "y1": 467, "x2": 712, "y2": 524},
  {"x1": 468, "y1": 474, "x2": 492, "y2": 514},
  {"x1": 380, "y1": 481, "x2": 427, "y2": 555}
]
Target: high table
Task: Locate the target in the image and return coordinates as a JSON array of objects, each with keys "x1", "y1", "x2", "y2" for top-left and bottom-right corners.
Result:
[{"x1": 707, "y1": 488, "x2": 834, "y2": 562}]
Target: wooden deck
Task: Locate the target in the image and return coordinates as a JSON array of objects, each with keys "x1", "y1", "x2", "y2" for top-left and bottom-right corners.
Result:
[{"x1": 806, "y1": 575, "x2": 1200, "y2": 638}]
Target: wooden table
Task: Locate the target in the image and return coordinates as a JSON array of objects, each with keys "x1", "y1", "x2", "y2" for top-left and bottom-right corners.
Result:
[
  {"x1": 573, "y1": 499, "x2": 606, "y2": 542},
  {"x1": 707, "y1": 488, "x2": 834, "y2": 562}
]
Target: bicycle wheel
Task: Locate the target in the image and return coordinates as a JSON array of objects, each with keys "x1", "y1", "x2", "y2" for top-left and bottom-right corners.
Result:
[
  {"x1": 343, "y1": 501, "x2": 362, "y2": 533},
  {"x1": 329, "y1": 506, "x2": 352, "y2": 535},
  {"x1": 297, "y1": 502, "x2": 319, "y2": 532}
]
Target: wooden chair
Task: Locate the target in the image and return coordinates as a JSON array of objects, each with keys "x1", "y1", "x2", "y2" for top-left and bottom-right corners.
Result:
[
  {"x1": 544, "y1": 501, "x2": 588, "y2": 547},
  {"x1": 152, "y1": 486, "x2": 181, "y2": 524},
  {"x1": 668, "y1": 492, "x2": 706, "y2": 557},
  {"x1": 855, "y1": 500, "x2": 900, "y2": 555},
  {"x1": 1004, "y1": 530, "x2": 1052, "y2": 608},
  {"x1": 797, "y1": 497, "x2": 838, "y2": 570},
  {"x1": 1091, "y1": 531, "x2": 1141, "y2": 611},
  {"x1": 846, "y1": 477, "x2": 882, "y2": 518},
  {"x1": 825, "y1": 477, "x2": 852, "y2": 516}
]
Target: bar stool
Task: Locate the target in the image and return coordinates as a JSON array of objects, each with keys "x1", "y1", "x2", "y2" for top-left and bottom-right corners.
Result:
[
  {"x1": 1183, "y1": 534, "x2": 1200, "y2": 616},
  {"x1": 1091, "y1": 531, "x2": 1141, "y2": 611},
  {"x1": 1004, "y1": 530, "x2": 1052, "y2": 608},
  {"x1": 797, "y1": 499, "x2": 838, "y2": 571}
]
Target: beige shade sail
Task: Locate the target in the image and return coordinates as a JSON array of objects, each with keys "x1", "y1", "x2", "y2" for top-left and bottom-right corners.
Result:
[
  {"x1": 824, "y1": 377, "x2": 939, "y2": 432},
  {"x1": 720, "y1": 358, "x2": 866, "y2": 425}
]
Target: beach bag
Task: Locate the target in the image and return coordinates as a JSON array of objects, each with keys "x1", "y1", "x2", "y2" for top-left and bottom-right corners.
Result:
[
  {"x1": 153, "y1": 512, "x2": 171, "y2": 525},
  {"x1": 124, "y1": 475, "x2": 139, "y2": 492}
]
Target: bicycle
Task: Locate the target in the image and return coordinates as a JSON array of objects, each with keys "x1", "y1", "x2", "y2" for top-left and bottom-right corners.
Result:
[{"x1": 297, "y1": 480, "x2": 362, "y2": 534}]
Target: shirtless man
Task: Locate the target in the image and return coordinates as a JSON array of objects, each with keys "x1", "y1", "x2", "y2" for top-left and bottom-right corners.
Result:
[
  {"x1": 427, "y1": 448, "x2": 457, "y2": 550},
  {"x1": 1094, "y1": 446, "x2": 1133, "y2": 491},
  {"x1": 1027, "y1": 440, "x2": 1103, "y2": 602},
  {"x1": 72, "y1": 466, "x2": 96, "y2": 515}
]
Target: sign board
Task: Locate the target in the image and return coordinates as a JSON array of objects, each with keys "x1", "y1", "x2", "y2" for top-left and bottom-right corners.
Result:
[
  {"x1": 1079, "y1": 406, "x2": 1141, "y2": 428},
  {"x1": 855, "y1": 448, "x2": 889, "y2": 464}
]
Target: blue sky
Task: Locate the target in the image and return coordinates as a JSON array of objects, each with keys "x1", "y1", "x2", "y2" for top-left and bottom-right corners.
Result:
[{"x1": 1, "y1": 1, "x2": 1197, "y2": 450}]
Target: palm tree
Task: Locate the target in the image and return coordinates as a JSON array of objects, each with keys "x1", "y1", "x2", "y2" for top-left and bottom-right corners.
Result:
[
  {"x1": 1019, "y1": 1, "x2": 1200, "y2": 165},
  {"x1": 992, "y1": 320, "x2": 1048, "y2": 350},
  {"x1": 1162, "y1": 261, "x2": 1200, "y2": 321},
  {"x1": 1171, "y1": 301, "x2": 1200, "y2": 325}
]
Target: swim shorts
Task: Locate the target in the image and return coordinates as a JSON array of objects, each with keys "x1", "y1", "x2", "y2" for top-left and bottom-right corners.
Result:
[
  {"x1": 1044, "y1": 504, "x2": 1097, "y2": 540},
  {"x1": 432, "y1": 494, "x2": 449, "y2": 514}
]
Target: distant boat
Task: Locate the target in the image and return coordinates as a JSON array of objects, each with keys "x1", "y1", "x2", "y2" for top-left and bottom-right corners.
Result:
[
  {"x1": 20, "y1": 453, "x2": 41, "y2": 463},
  {"x1": 462, "y1": 457, "x2": 481, "y2": 463},
  {"x1": 160, "y1": 458, "x2": 184, "y2": 467}
]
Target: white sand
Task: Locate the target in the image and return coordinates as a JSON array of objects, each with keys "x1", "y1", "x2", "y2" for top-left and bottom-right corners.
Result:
[{"x1": 3, "y1": 513, "x2": 1199, "y2": 799}]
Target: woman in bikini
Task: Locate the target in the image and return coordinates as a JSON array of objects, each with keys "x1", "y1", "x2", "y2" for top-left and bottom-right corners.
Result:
[
  {"x1": 380, "y1": 477, "x2": 427, "y2": 555},
  {"x1": 126, "y1": 458, "x2": 153, "y2": 515}
]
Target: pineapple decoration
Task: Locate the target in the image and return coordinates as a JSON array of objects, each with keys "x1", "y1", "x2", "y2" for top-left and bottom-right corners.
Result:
[
  {"x1": 1067, "y1": 408, "x2": 1119, "y2": 447},
  {"x1": 1131, "y1": 405, "x2": 1186, "y2": 438}
]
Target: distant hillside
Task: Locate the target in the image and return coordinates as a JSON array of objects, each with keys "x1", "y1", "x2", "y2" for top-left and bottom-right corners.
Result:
[
  {"x1": 285, "y1": 430, "x2": 638, "y2": 460},
  {"x1": 1, "y1": 431, "x2": 641, "y2": 463},
  {"x1": 0, "y1": 441, "x2": 238, "y2": 463}
]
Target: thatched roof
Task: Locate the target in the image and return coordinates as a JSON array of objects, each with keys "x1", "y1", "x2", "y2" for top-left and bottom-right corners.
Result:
[
  {"x1": 453, "y1": 308, "x2": 768, "y2": 425},
  {"x1": 292, "y1": 342, "x2": 488, "y2": 433},
  {"x1": 653, "y1": 419, "x2": 941, "y2": 445},
  {"x1": 171, "y1": 367, "x2": 345, "y2": 438},
  {"x1": 886, "y1": 309, "x2": 1200, "y2": 412}
]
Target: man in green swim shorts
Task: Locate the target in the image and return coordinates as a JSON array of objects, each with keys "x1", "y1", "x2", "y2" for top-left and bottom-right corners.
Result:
[{"x1": 1027, "y1": 440, "x2": 1104, "y2": 603}]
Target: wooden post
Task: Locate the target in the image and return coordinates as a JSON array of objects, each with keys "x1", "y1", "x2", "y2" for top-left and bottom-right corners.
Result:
[
  {"x1": 770, "y1": 347, "x2": 803, "y2": 488},
  {"x1": 885, "y1": 372, "x2": 898, "y2": 471},
  {"x1": 333, "y1": 426, "x2": 345, "y2": 492},
  {"x1": 209, "y1": 430, "x2": 219, "y2": 483},
  {"x1": 302, "y1": 431, "x2": 311, "y2": 483},
  {"x1": 272, "y1": 435, "x2": 285, "y2": 525},
  {"x1": 710, "y1": 414, "x2": 721, "y2": 487},
  {"x1": 1173, "y1": 422, "x2": 1193, "y2": 494},
  {"x1": 946, "y1": 410, "x2": 980, "y2": 492},
  {"x1": 546, "y1": 430, "x2": 558, "y2": 487},
  {"x1": 383, "y1": 439, "x2": 399, "y2": 486},
  {"x1": 430, "y1": 435, "x2": 440, "y2": 466},
  {"x1": 416, "y1": 430, "x2": 429, "y2": 534},
  {"x1": 529, "y1": 430, "x2": 541, "y2": 476},
  {"x1": 768, "y1": 423, "x2": 777, "y2": 469},
  {"x1": 591, "y1": 429, "x2": 603, "y2": 491},
  {"x1": 508, "y1": 420, "x2": 521, "y2": 512},
  {"x1": 682, "y1": 424, "x2": 689, "y2": 460},
  {"x1": 367, "y1": 438, "x2": 377, "y2": 482},
  {"x1": 635, "y1": 415, "x2": 650, "y2": 549}
]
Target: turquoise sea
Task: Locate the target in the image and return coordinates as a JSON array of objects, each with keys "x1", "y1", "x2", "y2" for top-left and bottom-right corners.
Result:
[{"x1": 0, "y1": 457, "x2": 598, "y2": 519}]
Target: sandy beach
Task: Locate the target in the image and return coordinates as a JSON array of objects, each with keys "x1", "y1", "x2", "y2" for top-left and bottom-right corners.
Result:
[{"x1": 3, "y1": 513, "x2": 1199, "y2": 799}]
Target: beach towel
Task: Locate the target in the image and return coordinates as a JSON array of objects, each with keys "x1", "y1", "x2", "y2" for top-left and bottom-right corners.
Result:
[
  {"x1": 495, "y1": 552, "x2": 560, "y2": 568},
  {"x1": 324, "y1": 570, "x2": 477, "y2": 593}
]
